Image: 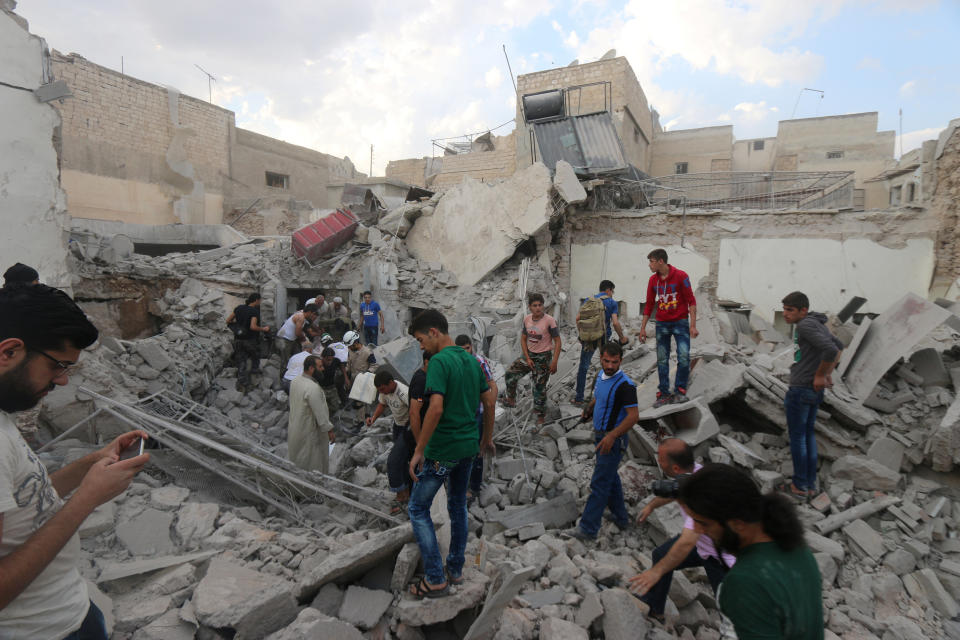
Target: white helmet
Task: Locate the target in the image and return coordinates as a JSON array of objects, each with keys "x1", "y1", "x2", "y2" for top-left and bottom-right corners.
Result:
[{"x1": 343, "y1": 330, "x2": 360, "y2": 346}]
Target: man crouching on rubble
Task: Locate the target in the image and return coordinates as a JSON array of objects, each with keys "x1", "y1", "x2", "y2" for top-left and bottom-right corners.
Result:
[
  {"x1": 407, "y1": 310, "x2": 496, "y2": 598},
  {"x1": 0, "y1": 284, "x2": 149, "y2": 639}
]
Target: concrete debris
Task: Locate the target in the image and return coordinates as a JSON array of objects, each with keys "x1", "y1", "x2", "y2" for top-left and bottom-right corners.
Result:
[{"x1": 27, "y1": 194, "x2": 960, "y2": 640}]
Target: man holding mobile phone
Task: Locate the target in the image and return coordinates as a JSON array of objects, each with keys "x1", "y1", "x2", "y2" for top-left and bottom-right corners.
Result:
[{"x1": 0, "y1": 284, "x2": 150, "y2": 639}]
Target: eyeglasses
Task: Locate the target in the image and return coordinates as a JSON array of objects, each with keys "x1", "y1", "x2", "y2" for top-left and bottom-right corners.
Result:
[{"x1": 30, "y1": 349, "x2": 78, "y2": 376}]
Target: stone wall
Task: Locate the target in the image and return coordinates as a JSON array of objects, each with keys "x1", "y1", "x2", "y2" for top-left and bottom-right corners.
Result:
[
  {"x1": 429, "y1": 132, "x2": 517, "y2": 188},
  {"x1": 52, "y1": 52, "x2": 230, "y2": 225},
  {"x1": 649, "y1": 125, "x2": 734, "y2": 177},
  {"x1": 385, "y1": 158, "x2": 428, "y2": 188},
  {"x1": 563, "y1": 206, "x2": 941, "y2": 324},
  {"x1": 931, "y1": 120, "x2": 960, "y2": 296},
  {"x1": 0, "y1": 9, "x2": 71, "y2": 288},
  {"x1": 228, "y1": 127, "x2": 361, "y2": 212},
  {"x1": 515, "y1": 56, "x2": 656, "y2": 174}
]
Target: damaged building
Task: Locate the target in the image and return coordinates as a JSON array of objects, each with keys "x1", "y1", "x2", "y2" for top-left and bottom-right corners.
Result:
[{"x1": 4, "y1": 4, "x2": 960, "y2": 640}]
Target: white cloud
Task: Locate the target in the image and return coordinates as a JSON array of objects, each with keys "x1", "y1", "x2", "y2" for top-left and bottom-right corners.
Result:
[
  {"x1": 551, "y1": 19, "x2": 563, "y2": 31},
  {"x1": 18, "y1": 0, "x2": 551, "y2": 175},
  {"x1": 857, "y1": 56, "x2": 883, "y2": 71},
  {"x1": 897, "y1": 125, "x2": 944, "y2": 156},
  {"x1": 564, "y1": 30, "x2": 580, "y2": 48},
  {"x1": 734, "y1": 100, "x2": 773, "y2": 121},
  {"x1": 485, "y1": 67, "x2": 503, "y2": 90},
  {"x1": 899, "y1": 80, "x2": 916, "y2": 97}
]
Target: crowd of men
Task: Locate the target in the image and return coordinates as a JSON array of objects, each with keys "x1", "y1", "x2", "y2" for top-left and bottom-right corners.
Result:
[{"x1": 0, "y1": 256, "x2": 840, "y2": 638}]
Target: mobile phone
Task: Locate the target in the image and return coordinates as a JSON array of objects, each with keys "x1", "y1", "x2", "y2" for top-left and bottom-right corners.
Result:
[{"x1": 119, "y1": 437, "x2": 144, "y2": 461}]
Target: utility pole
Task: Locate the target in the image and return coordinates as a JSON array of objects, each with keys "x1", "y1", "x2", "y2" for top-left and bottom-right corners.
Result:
[
  {"x1": 369, "y1": 144, "x2": 373, "y2": 177},
  {"x1": 194, "y1": 64, "x2": 217, "y2": 104},
  {"x1": 790, "y1": 88, "x2": 824, "y2": 119},
  {"x1": 899, "y1": 108, "x2": 903, "y2": 158}
]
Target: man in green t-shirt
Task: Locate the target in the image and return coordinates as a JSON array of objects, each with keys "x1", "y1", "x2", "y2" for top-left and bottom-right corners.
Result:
[
  {"x1": 406, "y1": 310, "x2": 496, "y2": 598},
  {"x1": 678, "y1": 464, "x2": 824, "y2": 640}
]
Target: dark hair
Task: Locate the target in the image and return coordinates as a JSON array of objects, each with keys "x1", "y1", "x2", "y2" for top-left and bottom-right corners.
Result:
[
  {"x1": 600, "y1": 341, "x2": 622, "y2": 358},
  {"x1": 528, "y1": 293, "x2": 544, "y2": 305},
  {"x1": 3, "y1": 263, "x2": 39, "y2": 286},
  {"x1": 303, "y1": 303, "x2": 319, "y2": 314},
  {"x1": 245, "y1": 293, "x2": 261, "y2": 305},
  {"x1": 662, "y1": 439, "x2": 694, "y2": 470},
  {"x1": 320, "y1": 347, "x2": 335, "y2": 358},
  {"x1": 315, "y1": 290, "x2": 325, "y2": 297},
  {"x1": 454, "y1": 334, "x2": 472, "y2": 347},
  {"x1": 781, "y1": 291, "x2": 809, "y2": 310},
  {"x1": 363, "y1": 290, "x2": 372, "y2": 297},
  {"x1": 647, "y1": 248, "x2": 668, "y2": 263},
  {"x1": 679, "y1": 464, "x2": 805, "y2": 552},
  {"x1": 0, "y1": 284, "x2": 98, "y2": 352},
  {"x1": 373, "y1": 370, "x2": 394, "y2": 387},
  {"x1": 598, "y1": 279, "x2": 615, "y2": 292},
  {"x1": 408, "y1": 309, "x2": 448, "y2": 336},
  {"x1": 303, "y1": 355, "x2": 320, "y2": 371}
]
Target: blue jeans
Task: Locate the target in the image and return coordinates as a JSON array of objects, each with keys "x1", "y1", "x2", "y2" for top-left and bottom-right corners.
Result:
[
  {"x1": 62, "y1": 601, "x2": 107, "y2": 640},
  {"x1": 655, "y1": 319, "x2": 691, "y2": 395},
  {"x1": 364, "y1": 326, "x2": 379, "y2": 345},
  {"x1": 578, "y1": 431, "x2": 629, "y2": 537},
  {"x1": 784, "y1": 386, "x2": 823, "y2": 491},
  {"x1": 470, "y1": 416, "x2": 484, "y2": 492},
  {"x1": 408, "y1": 456, "x2": 473, "y2": 584},
  {"x1": 640, "y1": 535, "x2": 728, "y2": 615},
  {"x1": 575, "y1": 341, "x2": 604, "y2": 402}
]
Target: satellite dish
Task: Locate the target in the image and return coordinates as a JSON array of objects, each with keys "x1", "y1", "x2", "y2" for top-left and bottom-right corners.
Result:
[
  {"x1": 600, "y1": 49, "x2": 617, "y2": 60},
  {"x1": 567, "y1": 59, "x2": 579, "y2": 67}
]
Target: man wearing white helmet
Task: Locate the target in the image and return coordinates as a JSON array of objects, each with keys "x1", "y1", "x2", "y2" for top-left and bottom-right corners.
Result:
[{"x1": 345, "y1": 331, "x2": 377, "y2": 426}]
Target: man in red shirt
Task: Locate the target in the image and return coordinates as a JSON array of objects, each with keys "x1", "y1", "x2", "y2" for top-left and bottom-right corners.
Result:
[{"x1": 637, "y1": 249, "x2": 698, "y2": 406}]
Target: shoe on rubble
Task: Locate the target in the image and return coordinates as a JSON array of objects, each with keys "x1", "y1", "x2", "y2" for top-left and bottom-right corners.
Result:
[
  {"x1": 561, "y1": 527, "x2": 596, "y2": 543},
  {"x1": 653, "y1": 392, "x2": 673, "y2": 408},
  {"x1": 672, "y1": 388, "x2": 690, "y2": 403}
]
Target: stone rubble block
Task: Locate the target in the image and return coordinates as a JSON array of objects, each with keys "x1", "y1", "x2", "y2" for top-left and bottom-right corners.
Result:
[
  {"x1": 910, "y1": 568, "x2": 959, "y2": 618},
  {"x1": 264, "y1": 608, "x2": 365, "y2": 640},
  {"x1": 337, "y1": 585, "x2": 393, "y2": 630},
  {"x1": 151, "y1": 486, "x2": 191, "y2": 509},
  {"x1": 193, "y1": 557, "x2": 299, "y2": 639},
  {"x1": 115, "y1": 507, "x2": 175, "y2": 556},
  {"x1": 831, "y1": 455, "x2": 901, "y2": 491},
  {"x1": 843, "y1": 519, "x2": 886, "y2": 560},
  {"x1": 79, "y1": 501, "x2": 116, "y2": 538},
  {"x1": 599, "y1": 588, "x2": 650, "y2": 640},
  {"x1": 540, "y1": 615, "x2": 588, "y2": 640},
  {"x1": 136, "y1": 339, "x2": 173, "y2": 371},
  {"x1": 396, "y1": 568, "x2": 489, "y2": 626},
  {"x1": 131, "y1": 607, "x2": 197, "y2": 640}
]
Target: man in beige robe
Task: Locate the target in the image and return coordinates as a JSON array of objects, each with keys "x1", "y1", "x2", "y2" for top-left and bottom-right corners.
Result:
[{"x1": 288, "y1": 355, "x2": 335, "y2": 473}]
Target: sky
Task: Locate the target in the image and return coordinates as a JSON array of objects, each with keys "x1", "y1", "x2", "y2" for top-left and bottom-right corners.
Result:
[{"x1": 16, "y1": 0, "x2": 960, "y2": 175}]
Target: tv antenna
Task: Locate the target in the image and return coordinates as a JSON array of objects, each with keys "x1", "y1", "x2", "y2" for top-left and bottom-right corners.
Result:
[
  {"x1": 790, "y1": 88, "x2": 824, "y2": 119},
  {"x1": 194, "y1": 64, "x2": 217, "y2": 104}
]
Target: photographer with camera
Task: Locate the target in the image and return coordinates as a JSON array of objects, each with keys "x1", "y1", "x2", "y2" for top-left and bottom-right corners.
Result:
[
  {"x1": 678, "y1": 464, "x2": 823, "y2": 639},
  {"x1": 628, "y1": 439, "x2": 735, "y2": 622}
]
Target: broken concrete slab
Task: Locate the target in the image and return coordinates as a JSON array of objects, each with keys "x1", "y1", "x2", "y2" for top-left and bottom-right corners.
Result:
[
  {"x1": 98, "y1": 551, "x2": 218, "y2": 583},
  {"x1": 390, "y1": 542, "x2": 420, "y2": 592},
  {"x1": 599, "y1": 588, "x2": 650, "y2": 640},
  {"x1": 372, "y1": 336, "x2": 422, "y2": 385},
  {"x1": 686, "y1": 359, "x2": 746, "y2": 404},
  {"x1": 265, "y1": 608, "x2": 365, "y2": 640},
  {"x1": 910, "y1": 569, "x2": 959, "y2": 618},
  {"x1": 405, "y1": 163, "x2": 556, "y2": 287},
  {"x1": 337, "y1": 585, "x2": 393, "y2": 630},
  {"x1": 909, "y1": 348, "x2": 951, "y2": 387},
  {"x1": 396, "y1": 568, "x2": 490, "y2": 626},
  {"x1": 843, "y1": 519, "x2": 886, "y2": 560},
  {"x1": 842, "y1": 294, "x2": 950, "y2": 402},
  {"x1": 636, "y1": 397, "x2": 719, "y2": 445},
  {"x1": 867, "y1": 437, "x2": 905, "y2": 473},
  {"x1": 136, "y1": 339, "x2": 173, "y2": 372},
  {"x1": 519, "y1": 586, "x2": 566, "y2": 608},
  {"x1": 553, "y1": 160, "x2": 587, "y2": 204},
  {"x1": 79, "y1": 501, "x2": 116, "y2": 538},
  {"x1": 929, "y1": 393, "x2": 960, "y2": 472},
  {"x1": 718, "y1": 433, "x2": 767, "y2": 469},
  {"x1": 298, "y1": 523, "x2": 414, "y2": 601},
  {"x1": 463, "y1": 564, "x2": 537, "y2": 640},
  {"x1": 115, "y1": 508, "x2": 175, "y2": 556},
  {"x1": 831, "y1": 455, "x2": 901, "y2": 491},
  {"x1": 540, "y1": 616, "x2": 589, "y2": 640},
  {"x1": 132, "y1": 607, "x2": 197, "y2": 640},
  {"x1": 193, "y1": 557, "x2": 298, "y2": 640},
  {"x1": 835, "y1": 316, "x2": 871, "y2": 379},
  {"x1": 174, "y1": 502, "x2": 219, "y2": 547},
  {"x1": 488, "y1": 492, "x2": 579, "y2": 532},
  {"x1": 815, "y1": 495, "x2": 900, "y2": 534}
]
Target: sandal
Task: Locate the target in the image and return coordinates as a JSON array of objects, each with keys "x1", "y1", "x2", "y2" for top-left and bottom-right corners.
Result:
[
  {"x1": 391, "y1": 502, "x2": 407, "y2": 515},
  {"x1": 776, "y1": 481, "x2": 808, "y2": 502},
  {"x1": 409, "y1": 576, "x2": 449, "y2": 599},
  {"x1": 501, "y1": 398, "x2": 517, "y2": 408},
  {"x1": 446, "y1": 569, "x2": 464, "y2": 585}
]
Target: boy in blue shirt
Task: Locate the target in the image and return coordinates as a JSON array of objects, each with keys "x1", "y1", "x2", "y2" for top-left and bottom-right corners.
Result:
[{"x1": 360, "y1": 291, "x2": 384, "y2": 346}]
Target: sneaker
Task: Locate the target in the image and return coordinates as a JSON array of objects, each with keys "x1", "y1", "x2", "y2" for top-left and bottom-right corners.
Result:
[
  {"x1": 572, "y1": 399, "x2": 586, "y2": 407},
  {"x1": 561, "y1": 527, "x2": 596, "y2": 542},
  {"x1": 653, "y1": 392, "x2": 673, "y2": 408},
  {"x1": 672, "y1": 388, "x2": 690, "y2": 403}
]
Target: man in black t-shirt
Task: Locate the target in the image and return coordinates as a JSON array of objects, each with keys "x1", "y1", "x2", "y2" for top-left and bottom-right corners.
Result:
[
  {"x1": 226, "y1": 293, "x2": 270, "y2": 391},
  {"x1": 407, "y1": 351, "x2": 430, "y2": 442},
  {"x1": 315, "y1": 347, "x2": 343, "y2": 415}
]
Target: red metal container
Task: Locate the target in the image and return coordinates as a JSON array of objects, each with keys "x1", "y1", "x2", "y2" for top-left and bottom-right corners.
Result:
[{"x1": 291, "y1": 208, "x2": 359, "y2": 264}]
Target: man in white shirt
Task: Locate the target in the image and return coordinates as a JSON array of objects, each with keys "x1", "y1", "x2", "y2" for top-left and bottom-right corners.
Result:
[
  {"x1": 0, "y1": 284, "x2": 149, "y2": 639},
  {"x1": 281, "y1": 341, "x2": 312, "y2": 393},
  {"x1": 365, "y1": 370, "x2": 411, "y2": 508}
]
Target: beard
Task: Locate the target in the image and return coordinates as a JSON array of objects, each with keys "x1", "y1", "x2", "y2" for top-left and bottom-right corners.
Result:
[
  {"x1": 0, "y1": 359, "x2": 52, "y2": 413},
  {"x1": 716, "y1": 524, "x2": 742, "y2": 557}
]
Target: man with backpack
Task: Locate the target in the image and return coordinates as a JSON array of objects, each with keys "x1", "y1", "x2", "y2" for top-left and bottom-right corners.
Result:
[
  {"x1": 637, "y1": 249, "x2": 698, "y2": 407},
  {"x1": 226, "y1": 293, "x2": 270, "y2": 392},
  {"x1": 575, "y1": 280, "x2": 628, "y2": 405}
]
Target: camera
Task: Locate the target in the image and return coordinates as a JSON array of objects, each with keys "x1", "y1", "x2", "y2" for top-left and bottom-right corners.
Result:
[{"x1": 651, "y1": 473, "x2": 691, "y2": 498}]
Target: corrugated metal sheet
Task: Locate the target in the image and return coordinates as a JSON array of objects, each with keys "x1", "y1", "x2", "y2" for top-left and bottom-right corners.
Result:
[{"x1": 532, "y1": 111, "x2": 627, "y2": 176}]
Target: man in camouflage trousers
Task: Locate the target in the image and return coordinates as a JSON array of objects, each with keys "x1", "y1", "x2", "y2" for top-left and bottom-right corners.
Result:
[{"x1": 503, "y1": 294, "x2": 561, "y2": 424}]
